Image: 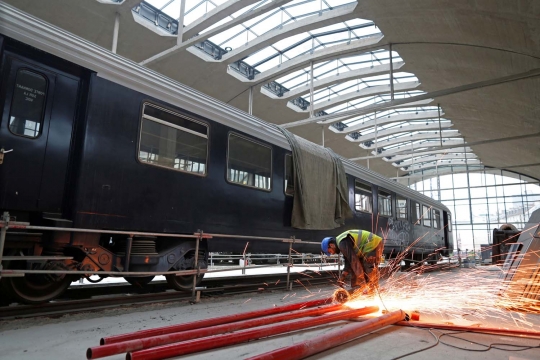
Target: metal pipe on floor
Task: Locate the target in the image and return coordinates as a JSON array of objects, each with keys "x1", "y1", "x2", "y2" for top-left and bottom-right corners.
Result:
[
  {"x1": 246, "y1": 309, "x2": 406, "y2": 360},
  {"x1": 396, "y1": 321, "x2": 540, "y2": 339},
  {"x1": 101, "y1": 297, "x2": 332, "y2": 345},
  {"x1": 88, "y1": 303, "x2": 344, "y2": 359},
  {"x1": 127, "y1": 306, "x2": 380, "y2": 360}
]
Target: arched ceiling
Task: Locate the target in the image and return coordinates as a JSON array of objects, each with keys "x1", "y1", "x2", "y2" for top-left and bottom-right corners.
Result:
[{"x1": 3, "y1": 0, "x2": 540, "y2": 182}]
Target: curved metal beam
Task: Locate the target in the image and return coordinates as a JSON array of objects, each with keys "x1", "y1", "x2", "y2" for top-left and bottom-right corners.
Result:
[
  {"x1": 319, "y1": 98, "x2": 434, "y2": 125},
  {"x1": 188, "y1": 2, "x2": 359, "y2": 63},
  {"x1": 141, "y1": 0, "x2": 294, "y2": 65},
  {"x1": 383, "y1": 146, "x2": 473, "y2": 162},
  {"x1": 346, "y1": 122, "x2": 453, "y2": 142},
  {"x1": 402, "y1": 159, "x2": 482, "y2": 172},
  {"x1": 358, "y1": 130, "x2": 461, "y2": 149},
  {"x1": 228, "y1": 34, "x2": 384, "y2": 83},
  {"x1": 330, "y1": 110, "x2": 441, "y2": 133},
  {"x1": 261, "y1": 61, "x2": 405, "y2": 99},
  {"x1": 183, "y1": 0, "x2": 263, "y2": 39},
  {"x1": 289, "y1": 81, "x2": 420, "y2": 112},
  {"x1": 281, "y1": 68, "x2": 540, "y2": 128},
  {"x1": 368, "y1": 139, "x2": 466, "y2": 157},
  {"x1": 394, "y1": 153, "x2": 477, "y2": 167}
]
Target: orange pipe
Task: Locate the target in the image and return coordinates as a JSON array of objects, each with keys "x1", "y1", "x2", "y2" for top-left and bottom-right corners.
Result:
[
  {"x1": 127, "y1": 306, "x2": 379, "y2": 360},
  {"x1": 101, "y1": 297, "x2": 332, "y2": 345},
  {"x1": 246, "y1": 310, "x2": 406, "y2": 360},
  {"x1": 87, "y1": 304, "x2": 343, "y2": 359}
]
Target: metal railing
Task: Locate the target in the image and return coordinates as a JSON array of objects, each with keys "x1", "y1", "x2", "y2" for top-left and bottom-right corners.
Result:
[{"x1": 0, "y1": 212, "x2": 339, "y2": 302}]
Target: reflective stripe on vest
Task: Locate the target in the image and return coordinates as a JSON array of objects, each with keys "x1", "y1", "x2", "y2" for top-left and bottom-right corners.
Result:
[{"x1": 335, "y1": 230, "x2": 381, "y2": 255}]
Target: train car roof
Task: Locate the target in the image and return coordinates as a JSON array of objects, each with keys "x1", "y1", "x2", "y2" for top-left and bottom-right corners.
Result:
[{"x1": 0, "y1": 2, "x2": 450, "y2": 213}]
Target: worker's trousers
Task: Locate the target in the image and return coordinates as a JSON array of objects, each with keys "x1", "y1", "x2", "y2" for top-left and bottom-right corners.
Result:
[{"x1": 339, "y1": 236, "x2": 372, "y2": 288}]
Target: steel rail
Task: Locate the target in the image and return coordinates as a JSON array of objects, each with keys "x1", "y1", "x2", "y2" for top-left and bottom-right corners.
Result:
[
  {"x1": 0, "y1": 261, "x2": 340, "y2": 277},
  {"x1": 0, "y1": 274, "x2": 336, "y2": 320}
]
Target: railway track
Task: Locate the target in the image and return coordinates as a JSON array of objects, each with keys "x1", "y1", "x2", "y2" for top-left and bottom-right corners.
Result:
[{"x1": 0, "y1": 271, "x2": 338, "y2": 320}]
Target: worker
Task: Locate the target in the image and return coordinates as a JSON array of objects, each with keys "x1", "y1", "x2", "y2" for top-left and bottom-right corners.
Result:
[{"x1": 321, "y1": 230, "x2": 383, "y2": 292}]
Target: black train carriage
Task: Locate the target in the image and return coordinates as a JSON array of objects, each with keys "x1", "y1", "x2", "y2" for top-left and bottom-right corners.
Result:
[{"x1": 0, "y1": 12, "x2": 453, "y2": 304}]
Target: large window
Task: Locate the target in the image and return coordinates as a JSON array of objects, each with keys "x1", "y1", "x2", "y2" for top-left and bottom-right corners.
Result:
[
  {"x1": 284, "y1": 154, "x2": 294, "y2": 196},
  {"x1": 423, "y1": 205, "x2": 432, "y2": 227},
  {"x1": 227, "y1": 133, "x2": 272, "y2": 191},
  {"x1": 396, "y1": 196, "x2": 408, "y2": 220},
  {"x1": 138, "y1": 103, "x2": 208, "y2": 175},
  {"x1": 409, "y1": 170, "x2": 540, "y2": 253},
  {"x1": 433, "y1": 209, "x2": 441, "y2": 229},
  {"x1": 411, "y1": 201, "x2": 421, "y2": 225},
  {"x1": 9, "y1": 69, "x2": 48, "y2": 138},
  {"x1": 378, "y1": 188, "x2": 392, "y2": 217},
  {"x1": 355, "y1": 180, "x2": 372, "y2": 213}
]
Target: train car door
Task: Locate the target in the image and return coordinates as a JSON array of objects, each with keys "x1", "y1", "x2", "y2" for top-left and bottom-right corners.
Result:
[
  {"x1": 443, "y1": 210, "x2": 451, "y2": 255},
  {"x1": 0, "y1": 52, "x2": 79, "y2": 213}
]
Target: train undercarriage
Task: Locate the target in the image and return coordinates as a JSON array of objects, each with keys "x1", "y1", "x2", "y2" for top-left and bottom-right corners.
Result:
[{"x1": 0, "y1": 214, "x2": 208, "y2": 304}]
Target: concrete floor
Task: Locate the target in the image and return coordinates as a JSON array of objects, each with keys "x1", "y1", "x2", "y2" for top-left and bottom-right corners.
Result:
[{"x1": 0, "y1": 268, "x2": 539, "y2": 360}]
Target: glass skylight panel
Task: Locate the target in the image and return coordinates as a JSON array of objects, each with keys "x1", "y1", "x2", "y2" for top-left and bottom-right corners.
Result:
[
  {"x1": 146, "y1": 0, "x2": 267, "y2": 30},
  {"x1": 285, "y1": 1, "x2": 324, "y2": 18},
  {"x1": 206, "y1": 0, "x2": 357, "y2": 55},
  {"x1": 280, "y1": 40, "x2": 314, "y2": 60},
  {"x1": 256, "y1": 57, "x2": 282, "y2": 73},
  {"x1": 146, "y1": 0, "x2": 172, "y2": 10},
  {"x1": 298, "y1": 72, "x2": 416, "y2": 104},
  {"x1": 244, "y1": 47, "x2": 277, "y2": 66},
  {"x1": 272, "y1": 33, "x2": 309, "y2": 52},
  {"x1": 242, "y1": 22, "x2": 378, "y2": 70},
  {"x1": 211, "y1": 24, "x2": 246, "y2": 47},
  {"x1": 159, "y1": 1, "x2": 180, "y2": 18},
  {"x1": 325, "y1": 90, "x2": 425, "y2": 114},
  {"x1": 199, "y1": 1, "x2": 270, "y2": 35},
  {"x1": 249, "y1": 11, "x2": 282, "y2": 34},
  {"x1": 272, "y1": 50, "x2": 402, "y2": 92}
]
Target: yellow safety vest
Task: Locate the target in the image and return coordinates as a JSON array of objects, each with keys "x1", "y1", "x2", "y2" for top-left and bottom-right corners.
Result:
[{"x1": 335, "y1": 230, "x2": 382, "y2": 256}]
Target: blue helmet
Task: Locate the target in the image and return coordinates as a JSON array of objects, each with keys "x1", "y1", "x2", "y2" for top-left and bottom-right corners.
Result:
[{"x1": 321, "y1": 237, "x2": 335, "y2": 255}]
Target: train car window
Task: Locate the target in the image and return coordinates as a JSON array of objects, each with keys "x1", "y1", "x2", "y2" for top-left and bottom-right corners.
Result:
[
  {"x1": 378, "y1": 188, "x2": 392, "y2": 217},
  {"x1": 8, "y1": 69, "x2": 48, "y2": 138},
  {"x1": 411, "y1": 201, "x2": 421, "y2": 225},
  {"x1": 138, "y1": 103, "x2": 208, "y2": 175},
  {"x1": 354, "y1": 180, "x2": 372, "y2": 213},
  {"x1": 448, "y1": 213, "x2": 452, "y2": 232},
  {"x1": 284, "y1": 154, "x2": 294, "y2": 196},
  {"x1": 423, "y1": 205, "x2": 432, "y2": 227},
  {"x1": 396, "y1": 196, "x2": 408, "y2": 220},
  {"x1": 227, "y1": 133, "x2": 272, "y2": 191},
  {"x1": 433, "y1": 209, "x2": 441, "y2": 229}
]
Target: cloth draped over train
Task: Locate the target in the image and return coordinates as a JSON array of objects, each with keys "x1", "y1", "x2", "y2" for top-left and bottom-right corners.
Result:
[{"x1": 279, "y1": 127, "x2": 352, "y2": 230}]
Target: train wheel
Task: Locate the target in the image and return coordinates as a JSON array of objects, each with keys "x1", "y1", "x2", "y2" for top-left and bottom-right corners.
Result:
[
  {"x1": 166, "y1": 260, "x2": 207, "y2": 292},
  {"x1": 2, "y1": 251, "x2": 75, "y2": 304},
  {"x1": 124, "y1": 276, "x2": 155, "y2": 287},
  {"x1": 4, "y1": 267, "x2": 74, "y2": 304}
]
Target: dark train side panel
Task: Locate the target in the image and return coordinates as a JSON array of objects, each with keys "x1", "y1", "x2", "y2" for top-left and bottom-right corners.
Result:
[
  {"x1": 73, "y1": 77, "x2": 388, "y2": 253},
  {"x1": 73, "y1": 77, "x2": 306, "y2": 252}
]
